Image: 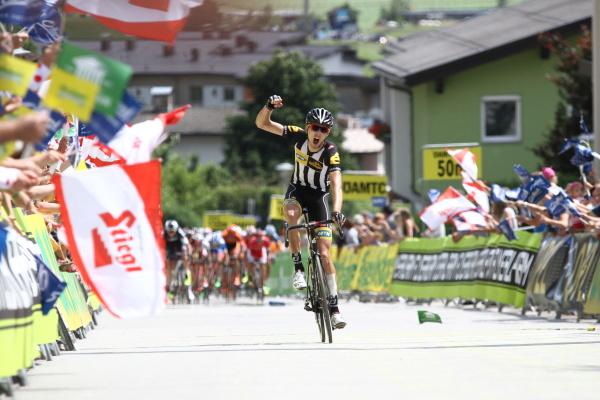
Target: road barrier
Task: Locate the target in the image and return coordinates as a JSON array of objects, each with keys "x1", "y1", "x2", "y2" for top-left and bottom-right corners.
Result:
[
  {"x1": 268, "y1": 232, "x2": 600, "y2": 320},
  {"x1": 0, "y1": 210, "x2": 98, "y2": 394}
]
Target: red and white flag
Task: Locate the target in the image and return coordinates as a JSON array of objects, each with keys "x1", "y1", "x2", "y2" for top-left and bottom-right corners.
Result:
[
  {"x1": 108, "y1": 118, "x2": 165, "y2": 165},
  {"x1": 419, "y1": 187, "x2": 475, "y2": 230},
  {"x1": 53, "y1": 161, "x2": 166, "y2": 318},
  {"x1": 451, "y1": 210, "x2": 488, "y2": 232},
  {"x1": 66, "y1": 0, "x2": 204, "y2": 42},
  {"x1": 447, "y1": 148, "x2": 478, "y2": 181},
  {"x1": 462, "y1": 177, "x2": 490, "y2": 213},
  {"x1": 80, "y1": 136, "x2": 125, "y2": 168},
  {"x1": 108, "y1": 105, "x2": 190, "y2": 164}
]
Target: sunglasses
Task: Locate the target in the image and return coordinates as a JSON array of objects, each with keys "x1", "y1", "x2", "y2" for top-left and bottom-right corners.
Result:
[{"x1": 309, "y1": 124, "x2": 331, "y2": 134}]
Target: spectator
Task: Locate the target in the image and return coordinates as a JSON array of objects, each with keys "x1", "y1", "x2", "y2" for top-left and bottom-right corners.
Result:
[
  {"x1": 392, "y1": 207, "x2": 419, "y2": 239},
  {"x1": 369, "y1": 212, "x2": 394, "y2": 243}
]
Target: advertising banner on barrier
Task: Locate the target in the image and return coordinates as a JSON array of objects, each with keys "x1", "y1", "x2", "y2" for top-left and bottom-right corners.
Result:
[
  {"x1": 525, "y1": 236, "x2": 570, "y2": 311},
  {"x1": 202, "y1": 212, "x2": 258, "y2": 230},
  {"x1": 54, "y1": 161, "x2": 166, "y2": 318},
  {"x1": 342, "y1": 173, "x2": 387, "y2": 201},
  {"x1": 0, "y1": 228, "x2": 40, "y2": 377},
  {"x1": 557, "y1": 234, "x2": 600, "y2": 311},
  {"x1": 389, "y1": 232, "x2": 542, "y2": 307},
  {"x1": 24, "y1": 213, "x2": 92, "y2": 331}
]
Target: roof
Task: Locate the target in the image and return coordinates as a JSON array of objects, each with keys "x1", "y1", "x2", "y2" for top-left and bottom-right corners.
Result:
[
  {"x1": 70, "y1": 31, "x2": 363, "y2": 79},
  {"x1": 342, "y1": 128, "x2": 384, "y2": 154},
  {"x1": 133, "y1": 107, "x2": 243, "y2": 135},
  {"x1": 373, "y1": 0, "x2": 592, "y2": 85}
]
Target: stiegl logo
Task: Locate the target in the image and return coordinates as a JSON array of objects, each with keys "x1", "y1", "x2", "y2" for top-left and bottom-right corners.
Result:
[{"x1": 92, "y1": 210, "x2": 143, "y2": 272}]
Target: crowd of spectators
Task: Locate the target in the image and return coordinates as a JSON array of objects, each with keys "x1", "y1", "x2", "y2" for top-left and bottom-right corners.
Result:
[
  {"x1": 338, "y1": 163, "x2": 600, "y2": 250},
  {"x1": 341, "y1": 206, "x2": 420, "y2": 249}
]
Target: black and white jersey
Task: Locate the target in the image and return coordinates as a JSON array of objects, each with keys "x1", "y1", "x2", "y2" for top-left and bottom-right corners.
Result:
[{"x1": 283, "y1": 125, "x2": 341, "y2": 193}]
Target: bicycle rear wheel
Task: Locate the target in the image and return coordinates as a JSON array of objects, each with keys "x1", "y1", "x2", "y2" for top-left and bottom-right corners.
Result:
[{"x1": 314, "y1": 256, "x2": 332, "y2": 343}]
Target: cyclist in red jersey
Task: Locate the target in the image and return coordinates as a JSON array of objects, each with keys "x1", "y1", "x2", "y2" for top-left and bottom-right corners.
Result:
[{"x1": 246, "y1": 229, "x2": 270, "y2": 294}]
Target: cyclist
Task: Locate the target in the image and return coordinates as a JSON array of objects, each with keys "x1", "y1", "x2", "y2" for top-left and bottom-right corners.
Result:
[
  {"x1": 255, "y1": 95, "x2": 347, "y2": 329},
  {"x1": 207, "y1": 230, "x2": 227, "y2": 290},
  {"x1": 222, "y1": 224, "x2": 246, "y2": 288},
  {"x1": 163, "y1": 220, "x2": 191, "y2": 297},
  {"x1": 246, "y1": 228, "x2": 271, "y2": 296},
  {"x1": 189, "y1": 232, "x2": 209, "y2": 296}
]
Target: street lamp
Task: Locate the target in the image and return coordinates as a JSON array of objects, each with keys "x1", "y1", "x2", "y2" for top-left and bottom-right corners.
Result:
[{"x1": 275, "y1": 162, "x2": 294, "y2": 188}]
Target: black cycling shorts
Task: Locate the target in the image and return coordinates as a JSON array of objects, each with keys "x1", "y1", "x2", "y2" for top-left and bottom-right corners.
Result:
[{"x1": 284, "y1": 183, "x2": 330, "y2": 223}]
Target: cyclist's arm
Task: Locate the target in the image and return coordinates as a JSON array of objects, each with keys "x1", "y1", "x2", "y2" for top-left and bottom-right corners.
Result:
[
  {"x1": 255, "y1": 106, "x2": 284, "y2": 136},
  {"x1": 330, "y1": 170, "x2": 343, "y2": 213}
]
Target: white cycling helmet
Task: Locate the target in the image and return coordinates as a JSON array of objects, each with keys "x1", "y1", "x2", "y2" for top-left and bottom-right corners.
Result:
[{"x1": 165, "y1": 220, "x2": 179, "y2": 232}]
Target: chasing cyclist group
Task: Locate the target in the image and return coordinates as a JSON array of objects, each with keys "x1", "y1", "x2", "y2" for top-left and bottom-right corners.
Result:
[{"x1": 163, "y1": 220, "x2": 280, "y2": 302}]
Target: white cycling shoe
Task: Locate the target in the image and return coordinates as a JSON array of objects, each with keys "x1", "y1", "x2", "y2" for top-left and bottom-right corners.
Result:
[
  {"x1": 292, "y1": 271, "x2": 307, "y2": 290},
  {"x1": 331, "y1": 313, "x2": 347, "y2": 329}
]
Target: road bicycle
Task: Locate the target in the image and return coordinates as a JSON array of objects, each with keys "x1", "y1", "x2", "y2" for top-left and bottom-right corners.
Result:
[
  {"x1": 170, "y1": 258, "x2": 190, "y2": 304},
  {"x1": 285, "y1": 210, "x2": 343, "y2": 343}
]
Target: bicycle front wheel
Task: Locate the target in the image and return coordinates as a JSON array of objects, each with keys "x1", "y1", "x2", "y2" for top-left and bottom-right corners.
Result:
[{"x1": 314, "y1": 256, "x2": 332, "y2": 344}]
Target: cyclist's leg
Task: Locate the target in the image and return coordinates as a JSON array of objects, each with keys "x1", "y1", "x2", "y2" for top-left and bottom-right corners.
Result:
[
  {"x1": 284, "y1": 185, "x2": 306, "y2": 289},
  {"x1": 165, "y1": 258, "x2": 176, "y2": 292}
]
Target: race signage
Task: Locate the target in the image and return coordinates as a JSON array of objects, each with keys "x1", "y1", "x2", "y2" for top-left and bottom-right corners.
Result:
[
  {"x1": 390, "y1": 232, "x2": 542, "y2": 307},
  {"x1": 268, "y1": 194, "x2": 285, "y2": 221},
  {"x1": 423, "y1": 145, "x2": 482, "y2": 181},
  {"x1": 203, "y1": 212, "x2": 257, "y2": 230},
  {"x1": 342, "y1": 173, "x2": 387, "y2": 201}
]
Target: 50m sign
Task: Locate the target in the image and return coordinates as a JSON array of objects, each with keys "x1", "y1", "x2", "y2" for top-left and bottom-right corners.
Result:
[{"x1": 423, "y1": 146, "x2": 482, "y2": 181}]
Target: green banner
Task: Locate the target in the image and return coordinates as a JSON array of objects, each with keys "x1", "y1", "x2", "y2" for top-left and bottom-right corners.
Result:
[
  {"x1": 389, "y1": 232, "x2": 542, "y2": 307},
  {"x1": 23, "y1": 213, "x2": 92, "y2": 331},
  {"x1": 55, "y1": 42, "x2": 132, "y2": 116},
  {"x1": 265, "y1": 251, "x2": 298, "y2": 296}
]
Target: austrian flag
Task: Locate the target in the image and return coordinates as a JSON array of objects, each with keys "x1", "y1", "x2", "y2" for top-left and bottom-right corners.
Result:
[
  {"x1": 419, "y1": 187, "x2": 475, "y2": 230},
  {"x1": 53, "y1": 161, "x2": 166, "y2": 318},
  {"x1": 66, "y1": 0, "x2": 204, "y2": 42},
  {"x1": 447, "y1": 148, "x2": 478, "y2": 180}
]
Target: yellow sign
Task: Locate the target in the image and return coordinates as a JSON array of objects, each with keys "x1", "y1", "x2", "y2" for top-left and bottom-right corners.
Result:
[
  {"x1": 269, "y1": 195, "x2": 285, "y2": 221},
  {"x1": 0, "y1": 54, "x2": 37, "y2": 97},
  {"x1": 423, "y1": 146, "x2": 482, "y2": 181},
  {"x1": 42, "y1": 67, "x2": 99, "y2": 122},
  {"x1": 343, "y1": 174, "x2": 388, "y2": 201},
  {"x1": 202, "y1": 212, "x2": 257, "y2": 230}
]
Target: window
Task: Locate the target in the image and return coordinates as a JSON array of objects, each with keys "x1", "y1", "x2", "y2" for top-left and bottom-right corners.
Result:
[
  {"x1": 481, "y1": 96, "x2": 521, "y2": 143},
  {"x1": 224, "y1": 86, "x2": 235, "y2": 101},
  {"x1": 189, "y1": 86, "x2": 203, "y2": 105}
]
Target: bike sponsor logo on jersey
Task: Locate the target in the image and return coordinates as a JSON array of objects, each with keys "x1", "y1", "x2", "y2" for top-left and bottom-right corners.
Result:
[
  {"x1": 307, "y1": 158, "x2": 323, "y2": 171},
  {"x1": 295, "y1": 147, "x2": 308, "y2": 164},
  {"x1": 329, "y1": 152, "x2": 340, "y2": 165}
]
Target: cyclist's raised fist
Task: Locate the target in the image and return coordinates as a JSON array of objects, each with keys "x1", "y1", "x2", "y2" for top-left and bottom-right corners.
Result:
[{"x1": 266, "y1": 95, "x2": 283, "y2": 110}]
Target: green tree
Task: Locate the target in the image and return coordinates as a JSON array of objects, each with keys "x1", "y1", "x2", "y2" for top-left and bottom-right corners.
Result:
[
  {"x1": 532, "y1": 26, "x2": 592, "y2": 182},
  {"x1": 223, "y1": 51, "x2": 353, "y2": 183},
  {"x1": 380, "y1": 0, "x2": 410, "y2": 23},
  {"x1": 158, "y1": 136, "x2": 281, "y2": 226}
]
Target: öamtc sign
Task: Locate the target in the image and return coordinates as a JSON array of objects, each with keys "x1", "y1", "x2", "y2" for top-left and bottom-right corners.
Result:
[{"x1": 342, "y1": 173, "x2": 388, "y2": 201}]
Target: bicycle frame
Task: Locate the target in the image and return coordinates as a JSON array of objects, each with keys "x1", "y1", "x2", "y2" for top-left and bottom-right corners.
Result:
[{"x1": 284, "y1": 209, "x2": 341, "y2": 343}]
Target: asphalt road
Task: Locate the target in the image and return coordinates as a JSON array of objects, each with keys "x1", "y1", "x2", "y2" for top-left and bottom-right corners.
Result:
[{"x1": 15, "y1": 298, "x2": 600, "y2": 400}]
